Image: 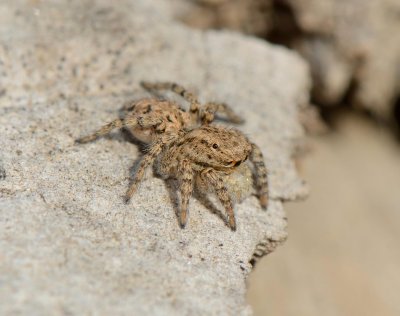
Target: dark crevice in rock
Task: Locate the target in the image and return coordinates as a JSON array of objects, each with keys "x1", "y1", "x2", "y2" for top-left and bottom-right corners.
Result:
[
  {"x1": 266, "y1": 0, "x2": 302, "y2": 47},
  {"x1": 393, "y1": 97, "x2": 400, "y2": 142}
]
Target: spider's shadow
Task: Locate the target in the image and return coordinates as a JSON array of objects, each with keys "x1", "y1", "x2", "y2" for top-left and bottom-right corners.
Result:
[
  {"x1": 163, "y1": 178, "x2": 231, "y2": 230},
  {"x1": 93, "y1": 125, "x2": 146, "y2": 150},
  {"x1": 120, "y1": 127, "x2": 147, "y2": 148}
]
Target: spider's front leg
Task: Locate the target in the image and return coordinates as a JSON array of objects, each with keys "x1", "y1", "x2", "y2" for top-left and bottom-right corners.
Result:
[
  {"x1": 177, "y1": 159, "x2": 194, "y2": 228},
  {"x1": 250, "y1": 143, "x2": 269, "y2": 209},
  {"x1": 201, "y1": 168, "x2": 236, "y2": 231},
  {"x1": 201, "y1": 102, "x2": 244, "y2": 125},
  {"x1": 124, "y1": 134, "x2": 173, "y2": 203}
]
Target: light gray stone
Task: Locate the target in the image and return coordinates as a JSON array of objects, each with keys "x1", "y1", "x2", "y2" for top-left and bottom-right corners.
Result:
[{"x1": 0, "y1": 1, "x2": 310, "y2": 315}]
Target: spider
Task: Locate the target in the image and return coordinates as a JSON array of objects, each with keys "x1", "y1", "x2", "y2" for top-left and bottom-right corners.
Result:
[{"x1": 76, "y1": 82, "x2": 268, "y2": 230}]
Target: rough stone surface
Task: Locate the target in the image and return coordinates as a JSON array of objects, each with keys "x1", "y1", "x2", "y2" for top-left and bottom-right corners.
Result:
[
  {"x1": 179, "y1": 0, "x2": 400, "y2": 121},
  {"x1": 0, "y1": 1, "x2": 309, "y2": 315}
]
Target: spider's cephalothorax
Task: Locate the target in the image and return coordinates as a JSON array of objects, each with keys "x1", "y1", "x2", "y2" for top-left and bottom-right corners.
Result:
[{"x1": 76, "y1": 82, "x2": 268, "y2": 230}]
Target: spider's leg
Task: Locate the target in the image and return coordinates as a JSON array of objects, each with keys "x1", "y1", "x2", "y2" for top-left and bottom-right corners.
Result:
[
  {"x1": 140, "y1": 81, "x2": 201, "y2": 119},
  {"x1": 250, "y1": 142, "x2": 269, "y2": 209},
  {"x1": 124, "y1": 133, "x2": 174, "y2": 202},
  {"x1": 177, "y1": 159, "x2": 194, "y2": 228},
  {"x1": 201, "y1": 102, "x2": 244, "y2": 125},
  {"x1": 201, "y1": 168, "x2": 236, "y2": 231},
  {"x1": 76, "y1": 118, "x2": 128, "y2": 144}
]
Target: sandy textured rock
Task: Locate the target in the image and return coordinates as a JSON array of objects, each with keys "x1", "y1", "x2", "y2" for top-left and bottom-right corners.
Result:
[
  {"x1": 179, "y1": 0, "x2": 400, "y2": 121},
  {"x1": 0, "y1": 1, "x2": 309, "y2": 315}
]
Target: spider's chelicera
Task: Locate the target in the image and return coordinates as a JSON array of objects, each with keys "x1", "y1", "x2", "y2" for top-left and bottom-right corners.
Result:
[{"x1": 76, "y1": 82, "x2": 268, "y2": 230}]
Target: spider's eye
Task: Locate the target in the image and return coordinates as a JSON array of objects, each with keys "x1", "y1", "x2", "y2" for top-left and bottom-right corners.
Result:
[{"x1": 212, "y1": 143, "x2": 219, "y2": 149}]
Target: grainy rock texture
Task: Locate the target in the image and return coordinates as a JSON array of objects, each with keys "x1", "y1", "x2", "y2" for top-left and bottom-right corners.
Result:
[
  {"x1": 179, "y1": 0, "x2": 400, "y2": 121},
  {"x1": 0, "y1": 1, "x2": 309, "y2": 315}
]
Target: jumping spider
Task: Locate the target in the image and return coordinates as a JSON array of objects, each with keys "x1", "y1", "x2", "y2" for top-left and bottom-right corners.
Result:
[{"x1": 76, "y1": 82, "x2": 268, "y2": 230}]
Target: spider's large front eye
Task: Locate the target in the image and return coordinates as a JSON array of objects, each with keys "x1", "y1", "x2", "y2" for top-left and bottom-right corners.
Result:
[{"x1": 212, "y1": 143, "x2": 219, "y2": 149}]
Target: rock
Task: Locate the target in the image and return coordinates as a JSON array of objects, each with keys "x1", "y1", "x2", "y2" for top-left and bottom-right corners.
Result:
[
  {"x1": 287, "y1": 0, "x2": 400, "y2": 119},
  {"x1": 0, "y1": 0, "x2": 309, "y2": 314},
  {"x1": 179, "y1": 0, "x2": 400, "y2": 122},
  {"x1": 0, "y1": 161, "x2": 5, "y2": 180}
]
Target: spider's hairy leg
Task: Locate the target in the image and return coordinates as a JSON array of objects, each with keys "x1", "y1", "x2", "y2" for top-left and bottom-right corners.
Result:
[
  {"x1": 125, "y1": 134, "x2": 174, "y2": 203},
  {"x1": 250, "y1": 142, "x2": 269, "y2": 209},
  {"x1": 75, "y1": 113, "x2": 165, "y2": 144},
  {"x1": 202, "y1": 102, "x2": 245, "y2": 125},
  {"x1": 202, "y1": 168, "x2": 236, "y2": 231},
  {"x1": 76, "y1": 118, "x2": 130, "y2": 144},
  {"x1": 140, "y1": 81, "x2": 201, "y2": 114},
  {"x1": 177, "y1": 159, "x2": 194, "y2": 228}
]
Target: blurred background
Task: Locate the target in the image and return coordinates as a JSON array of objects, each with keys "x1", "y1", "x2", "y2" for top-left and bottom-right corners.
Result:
[
  {"x1": 176, "y1": 0, "x2": 400, "y2": 315},
  {"x1": 247, "y1": 110, "x2": 400, "y2": 316}
]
